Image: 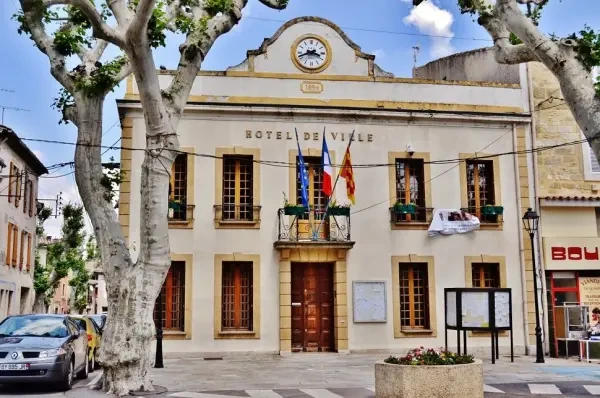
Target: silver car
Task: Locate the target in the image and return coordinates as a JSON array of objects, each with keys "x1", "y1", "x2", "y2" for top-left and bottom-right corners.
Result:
[{"x1": 0, "y1": 314, "x2": 89, "y2": 390}]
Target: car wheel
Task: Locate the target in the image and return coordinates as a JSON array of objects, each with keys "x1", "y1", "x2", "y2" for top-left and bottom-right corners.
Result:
[
  {"x1": 76, "y1": 352, "x2": 89, "y2": 379},
  {"x1": 58, "y1": 358, "x2": 74, "y2": 391},
  {"x1": 88, "y1": 350, "x2": 95, "y2": 373}
]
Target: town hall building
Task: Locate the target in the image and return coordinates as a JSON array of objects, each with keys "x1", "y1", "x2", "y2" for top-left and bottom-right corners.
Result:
[{"x1": 118, "y1": 17, "x2": 535, "y2": 355}]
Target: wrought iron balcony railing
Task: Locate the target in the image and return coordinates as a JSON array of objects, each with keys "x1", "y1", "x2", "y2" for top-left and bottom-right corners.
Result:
[
  {"x1": 214, "y1": 205, "x2": 262, "y2": 223},
  {"x1": 168, "y1": 203, "x2": 195, "y2": 222},
  {"x1": 277, "y1": 206, "x2": 351, "y2": 242},
  {"x1": 460, "y1": 206, "x2": 503, "y2": 223},
  {"x1": 389, "y1": 206, "x2": 434, "y2": 224}
]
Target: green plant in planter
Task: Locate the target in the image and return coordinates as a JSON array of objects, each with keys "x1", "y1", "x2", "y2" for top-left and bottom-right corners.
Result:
[
  {"x1": 481, "y1": 204, "x2": 497, "y2": 216},
  {"x1": 494, "y1": 205, "x2": 504, "y2": 215},
  {"x1": 327, "y1": 199, "x2": 351, "y2": 216},
  {"x1": 282, "y1": 191, "x2": 305, "y2": 216},
  {"x1": 384, "y1": 347, "x2": 474, "y2": 366},
  {"x1": 393, "y1": 200, "x2": 417, "y2": 215},
  {"x1": 169, "y1": 199, "x2": 182, "y2": 211}
]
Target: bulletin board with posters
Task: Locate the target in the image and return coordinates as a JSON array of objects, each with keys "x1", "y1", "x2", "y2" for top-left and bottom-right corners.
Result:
[
  {"x1": 579, "y1": 277, "x2": 600, "y2": 328},
  {"x1": 444, "y1": 288, "x2": 514, "y2": 364}
]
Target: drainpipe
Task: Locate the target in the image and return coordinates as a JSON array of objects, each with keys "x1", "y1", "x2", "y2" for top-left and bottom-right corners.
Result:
[
  {"x1": 513, "y1": 122, "x2": 531, "y2": 356},
  {"x1": 526, "y1": 63, "x2": 549, "y2": 354}
]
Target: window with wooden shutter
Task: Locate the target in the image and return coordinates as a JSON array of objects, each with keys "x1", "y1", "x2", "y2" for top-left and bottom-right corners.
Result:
[
  {"x1": 19, "y1": 231, "x2": 26, "y2": 270},
  {"x1": 11, "y1": 226, "x2": 18, "y2": 267},
  {"x1": 395, "y1": 158, "x2": 427, "y2": 221},
  {"x1": 466, "y1": 159, "x2": 496, "y2": 222},
  {"x1": 14, "y1": 167, "x2": 21, "y2": 208},
  {"x1": 6, "y1": 223, "x2": 13, "y2": 266},
  {"x1": 28, "y1": 181, "x2": 34, "y2": 217},
  {"x1": 22, "y1": 178, "x2": 28, "y2": 215},
  {"x1": 8, "y1": 163, "x2": 14, "y2": 204},
  {"x1": 168, "y1": 154, "x2": 188, "y2": 221},
  {"x1": 222, "y1": 155, "x2": 254, "y2": 221},
  {"x1": 399, "y1": 263, "x2": 429, "y2": 329},
  {"x1": 471, "y1": 263, "x2": 501, "y2": 288},
  {"x1": 221, "y1": 261, "x2": 253, "y2": 331},
  {"x1": 296, "y1": 156, "x2": 327, "y2": 218},
  {"x1": 26, "y1": 234, "x2": 32, "y2": 272},
  {"x1": 153, "y1": 261, "x2": 185, "y2": 331}
]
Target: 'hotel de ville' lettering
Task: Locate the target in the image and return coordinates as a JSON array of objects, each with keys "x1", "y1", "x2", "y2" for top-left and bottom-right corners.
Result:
[{"x1": 245, "y1": 130, "x2": 374, "y2": 143}]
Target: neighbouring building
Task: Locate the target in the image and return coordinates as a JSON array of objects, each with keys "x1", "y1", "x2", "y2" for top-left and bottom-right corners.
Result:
[
  {"x1": 0, "y1": 125, "x2": 48, "y2": 318},
  {"x1": 118, "y1": 17, "x2": 534, "y2": 355},
  {"x1": 86, "y1": 259, "x2": 107, "y2": 314},
  {"x1": 416, "y1": 48, "x2": 600, "y2": 358}
]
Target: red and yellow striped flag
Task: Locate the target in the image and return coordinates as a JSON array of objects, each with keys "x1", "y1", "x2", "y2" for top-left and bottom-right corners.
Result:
[{"x1": 340, "y1": 146, "x2": 355, "y2": 204}]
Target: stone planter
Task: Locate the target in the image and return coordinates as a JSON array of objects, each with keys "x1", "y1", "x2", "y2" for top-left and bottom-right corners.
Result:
[{"x1": 374, "y1": 359, "x2": 483, "y2": 398}]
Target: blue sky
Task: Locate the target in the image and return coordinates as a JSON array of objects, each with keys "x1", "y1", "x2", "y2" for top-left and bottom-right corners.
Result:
[{"x1": 0, "y1": 0, "x2": 596, "y2": 236}]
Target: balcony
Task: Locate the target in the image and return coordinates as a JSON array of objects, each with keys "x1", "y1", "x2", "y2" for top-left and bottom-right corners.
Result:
[
  {"x1": 168, "y1": 202, "x2": 195, "y2": 224},
  {"x1": 276, "y1": 206, "x2": 352, "y2": 245},
  {"x1": 389, "y1": 206, "x2": 434, "y2": 230},
  {"x1": 214, "y1": 205, "x2": 262, "y2": 228}
]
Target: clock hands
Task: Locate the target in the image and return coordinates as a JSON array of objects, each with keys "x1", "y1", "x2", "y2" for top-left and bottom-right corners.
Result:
[{"x1": 298, "y1": 49, "x2": 322, "y2": 59}]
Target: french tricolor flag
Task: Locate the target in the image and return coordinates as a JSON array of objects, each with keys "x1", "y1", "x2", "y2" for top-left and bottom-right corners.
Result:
[{"x1": 322, "y1": 134, "x2": 333, "y2": 197}]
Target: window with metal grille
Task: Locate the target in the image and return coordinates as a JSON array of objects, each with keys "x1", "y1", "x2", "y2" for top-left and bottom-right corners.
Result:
[
  {"x1": 399, "y1": 263, "x2": 429, "y2": 329},
  {"x1": 395, "y1": 159, "x2": 426, "y2": 221},
  {"x1": 153, "y1": 262, "x2": 185, "y2": 331},
  {"x1": 221, "y1": 262, "x2": 253, "y2": 331},
  {"x1": 6, "y1": 223, "x2": 13, "y2": 266},
  {"x1": 169, "y1": 155, "x2": 188, "y2": 221},
  {"x1": 466, "y1": 160, "x2": 496, "y2": 222},
  {"x1": 296, "y1": 156, "x2": 326, "y2": 220},
  {"x1": 471, "y1": 263, "x2": 501, "y2": 288},
  {"x1": 222, "y1": 155, "x2": 254, "y2": 221}
]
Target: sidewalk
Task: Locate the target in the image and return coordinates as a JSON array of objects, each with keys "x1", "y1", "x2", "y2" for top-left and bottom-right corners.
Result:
[{"x1": 148, "y1": 353, "x2": 600, "y2": 393}]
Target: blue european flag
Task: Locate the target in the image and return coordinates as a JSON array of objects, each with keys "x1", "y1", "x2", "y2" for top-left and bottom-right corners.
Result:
[{"x1": 296, "y1": 130, "x2": 310, "y2": 209}]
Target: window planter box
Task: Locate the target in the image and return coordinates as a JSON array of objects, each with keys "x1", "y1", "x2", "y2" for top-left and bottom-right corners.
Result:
[
  {"x1": 393, "y1": 203, "x2": 417, "y2": 215},
  {"x1": 327, "y1": 207, "x2": 350, "y2": 216},
  {"x1": 283, "y1": 206, "x2": 306, "y2": 216},
  {"x1": 494, "y1": 205, "x2": 504, "y2": 215},
  {"x1": 169, "y1": 202, "x2": 182, "y2": 211},
  {"x1": 481, "y1": 206, "x2": 497, "y2": 216},
  {"x1": 375, "y1": 359, "x2": 483, "y2": 398}
]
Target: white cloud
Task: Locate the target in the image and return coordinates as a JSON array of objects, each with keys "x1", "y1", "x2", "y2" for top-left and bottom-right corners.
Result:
[
  {"x1": 372, "y1": 49, "x2": 386, "y2": 59},
  {"x1": 403, "y1": 1, "x2": 455, "y2": 58}
]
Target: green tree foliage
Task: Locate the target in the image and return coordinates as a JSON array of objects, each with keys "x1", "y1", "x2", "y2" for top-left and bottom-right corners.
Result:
[{"x1": 33, "y1": 204, "x2": 90, "y2": 313}]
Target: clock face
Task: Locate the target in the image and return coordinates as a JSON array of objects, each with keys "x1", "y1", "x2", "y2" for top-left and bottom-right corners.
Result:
[{"x1": 293, "y1": 36, "x2": 329, "y2": 71}]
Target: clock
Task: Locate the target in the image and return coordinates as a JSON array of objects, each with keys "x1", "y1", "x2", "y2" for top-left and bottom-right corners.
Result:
[{"x1": 291, "y1": 34, "x2": 332, "y2": 73}]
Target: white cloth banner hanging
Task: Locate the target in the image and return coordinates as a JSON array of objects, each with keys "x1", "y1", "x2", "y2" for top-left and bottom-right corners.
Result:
[{"x1": 428, "y1": 209, "x2": 480, "y2": 236}]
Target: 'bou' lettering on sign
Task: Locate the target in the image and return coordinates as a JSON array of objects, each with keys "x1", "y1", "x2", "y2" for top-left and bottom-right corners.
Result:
[{"x1": 551, "y1": 246, "x2": 600, "y2": 261}]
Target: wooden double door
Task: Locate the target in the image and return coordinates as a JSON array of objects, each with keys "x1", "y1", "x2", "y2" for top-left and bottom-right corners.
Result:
[{"x1": 291, "y1": 263, "x2": 334, "y2": 352}]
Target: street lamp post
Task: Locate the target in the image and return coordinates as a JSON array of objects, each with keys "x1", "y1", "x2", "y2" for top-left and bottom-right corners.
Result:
[
  {"x1": 155, "y1": 291, "x2": 164, "y2": 368},
  {"x1": 522, "y1": 207, "x2": 545, "y2": 364}
]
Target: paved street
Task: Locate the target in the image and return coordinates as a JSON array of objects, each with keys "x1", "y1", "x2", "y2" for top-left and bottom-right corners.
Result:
[{"x1": 3, "y1": 354, "x2": 600, "y2": 397}]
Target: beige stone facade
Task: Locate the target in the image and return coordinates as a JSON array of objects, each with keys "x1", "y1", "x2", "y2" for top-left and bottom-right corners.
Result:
[{"x1": 119, "y1": 18, "x2": 533, "y2": 355}]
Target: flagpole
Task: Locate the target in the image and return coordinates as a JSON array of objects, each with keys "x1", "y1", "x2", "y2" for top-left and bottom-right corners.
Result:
[
  {"x1": 295, "y1": 128, "x2": 314, "y2": 239},
  {"x1": 314, "y1": 129, "x2": 355, "y2": 240}
]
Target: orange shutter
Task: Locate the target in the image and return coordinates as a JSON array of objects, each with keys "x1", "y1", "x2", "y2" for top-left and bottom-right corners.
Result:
[
  {"x1": 29, "y1": 181, "x2": 34, "y2": 217},
  {"x1": 8, "y1": 163, "x2": 14, "y2": 204},
  {"x1": 12, "y1": 226, "x2": 18, "y2": 267},
  {"x1": 19, "y1": 232, "x2": 25, "y2": 270},
  {"x1": 14, "y1": 168, "x2": 21, "y2": 208},
  {"x1": 26, "y1": 233, "x2": 32, "y2": 272},
  {"x1": 6, "y1": 223, "x2": 12, "y2": 265},
  {"x1": 22, "y1": 178, "x2": 28, "y2": 214}
]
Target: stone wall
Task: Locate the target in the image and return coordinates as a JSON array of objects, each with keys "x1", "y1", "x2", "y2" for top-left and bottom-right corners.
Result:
[
  {"x1": 414, "y1": 47, "x2": 519, "y2": 84},
  {"x1": 532, "y1": 62, "x2": 598, "y2": 197}
]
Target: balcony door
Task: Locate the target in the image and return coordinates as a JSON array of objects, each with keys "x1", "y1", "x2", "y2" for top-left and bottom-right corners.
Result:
[{"x1": 296, "y1": 156, "x2": 328, "y2": 240}]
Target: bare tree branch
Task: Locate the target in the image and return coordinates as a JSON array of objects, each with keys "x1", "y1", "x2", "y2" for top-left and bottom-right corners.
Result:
[
  {"x1": 128, "y1": 0, "x2": 156, "y2": 41},
  {"x1": 44, "y1": 0, "x2": 125, "y2": 45},
  {"x1": 258, "y1": 0, "x2": 287, "y2": 10},
  {"x1": 163, "y1": 0, "x2": 246, "y2": 119},
  {"x1": 114, "y1": 60, "x2": 133, "y2": 84},
  {"x1": 478, "y1": 12, "x2": 538, "y2": 64},
  {"x1": 107, "y1": 0, "x2": 133, "y2": 26},
  {"x1": 20, "y1": 0, "x2": 75, "y2": 93},
  {"x1": 83, "y1": 39, "x2": 109, "y2": 67}
]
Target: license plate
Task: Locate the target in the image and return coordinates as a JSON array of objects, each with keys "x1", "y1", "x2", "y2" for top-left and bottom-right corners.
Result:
[{"x1": 0, "y1": 364, "x2": 29, "y2": 370}]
